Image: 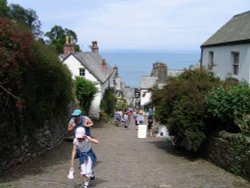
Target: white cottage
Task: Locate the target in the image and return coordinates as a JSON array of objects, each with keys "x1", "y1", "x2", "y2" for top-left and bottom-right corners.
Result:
[
  {"x1": 61, "y1": 40, "x2": 116, "y2": 119},
  {"x1": 201, "y1": 11, "x2": 250, "y2": 82},
  {"x1": 139, "y1": 62, "x2": 167, "y2": 108}
]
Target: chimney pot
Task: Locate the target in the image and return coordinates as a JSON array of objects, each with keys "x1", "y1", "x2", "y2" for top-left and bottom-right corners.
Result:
[{"x1": 64, "y1": 35, "x2": 76, "y2": 55}]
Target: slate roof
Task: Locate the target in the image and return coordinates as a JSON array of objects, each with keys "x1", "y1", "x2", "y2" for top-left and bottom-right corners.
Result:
[
  {"x1": 140, "y1": 76, "x2": 158, "y2": 89},
  {"x1": 201, "y1": 11, "x2": 250, "y2": 47},
  {"x1": 63, "y1": 52, "x2": 114, "y2": 84}
]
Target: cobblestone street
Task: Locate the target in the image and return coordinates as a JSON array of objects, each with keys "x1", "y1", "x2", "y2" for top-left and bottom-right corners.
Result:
[{"x1": 1, "y1": 122, "x2": 249, "y2": 188}]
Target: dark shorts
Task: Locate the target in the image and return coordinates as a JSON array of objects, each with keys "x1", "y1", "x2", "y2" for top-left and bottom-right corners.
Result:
[{"x1": 148, "y1": 122, "x2": 153, "y2": 130}]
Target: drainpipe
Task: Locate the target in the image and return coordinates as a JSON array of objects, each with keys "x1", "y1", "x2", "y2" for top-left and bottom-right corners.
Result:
[{"x1": 200, "y1": 46, "x2": 204, "y2": 70}]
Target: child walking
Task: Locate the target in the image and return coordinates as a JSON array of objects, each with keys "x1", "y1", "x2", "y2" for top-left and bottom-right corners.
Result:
[{"x1": 69, "y1": 127, "x2": 99, "y2": 188}]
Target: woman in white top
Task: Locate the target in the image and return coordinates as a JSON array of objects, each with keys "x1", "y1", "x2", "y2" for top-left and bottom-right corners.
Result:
[{"x1": 70, "y1": 127, "x2": 99, "y2": 188}]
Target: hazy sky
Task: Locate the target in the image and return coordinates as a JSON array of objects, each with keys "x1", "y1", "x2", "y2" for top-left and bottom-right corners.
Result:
[{"x1": 7, "y1": 0, "x2": 250, "y2": 52}]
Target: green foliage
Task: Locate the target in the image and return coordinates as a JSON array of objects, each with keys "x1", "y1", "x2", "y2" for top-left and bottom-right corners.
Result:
[
  {"x1": 152, "y1": 68, "x2": 221, "y2": 151},
  {"x1": 23, "y1": 41, "x2": 73, "y2": 121},
  {"x1": 0, "y1": 0, "x2": 9, "y2": 17},
  {"x1": 234, "y1": 114, "x2": 250, "y2": 135},
  {"x1": 100, "y1": 88, "x2": 116, "y2": 118},
  {"x1": 45, "y1": 25, "x2": 80, "y2": 54},
  {"x1": 0, "y1": 17, "x2": 73, "y2": 128},
  {"x1": 9, "y1": 4, "x2": 42, "y2": 37},
  {"x1": 116, "y1": 97, "x2": 128, "y2": 111},
  {"x1": 75, "y1": 76, "x2": 98, "y2": 115},
  {"x1": 0, "y1": 18, "x2": 34, "y2": 109},
  {"x1": 230, "y1": 135, "x2": 250, "y2": 176},
  {"x1": 206, "y1": 83, "x2": 250, "y2": 133}
]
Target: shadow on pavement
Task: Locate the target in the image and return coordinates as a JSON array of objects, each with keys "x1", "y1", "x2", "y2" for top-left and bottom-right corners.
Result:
[
  {"x1": 0, "y1": 140, "x2": 72, "y2": 183},
  {"x1": 147, "y1": 139, "x2": 200, "y2": 162}
]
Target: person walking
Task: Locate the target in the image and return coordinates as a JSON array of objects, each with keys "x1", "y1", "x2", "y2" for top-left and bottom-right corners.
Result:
[
  {"x1": 136, "y1": 110, "x2": 145, "y2": 129},
  {"x1": 147, "y1": 108, "x2": 154, "y2": 136},
  {"x1": 121, "y1": 110, "x2": 129, "y2": 129},
  {"x1": 67, "y1": 109, "x2": 94, "y2": 136},
  {"x1": 133, "y1": 110, "x2": 139, "y2": 130},
  {"x1": 114, "y1": 109, "x2": 122, "y2": 127},
  {"x1": 69, "y1": 127, "x2": 99, "y2": 188}
]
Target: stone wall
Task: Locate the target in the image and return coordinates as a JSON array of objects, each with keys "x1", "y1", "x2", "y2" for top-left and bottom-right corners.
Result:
[
  {"x1": 201, "y1": 131, "x2": 250, "y2": 181},
  {"x1": 0, "y1": 117, "x2": 67, "y2": 175}
]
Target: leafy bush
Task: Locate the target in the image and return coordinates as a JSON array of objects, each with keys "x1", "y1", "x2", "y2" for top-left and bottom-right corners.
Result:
[
  {"x1": 100, "y1": 88, "x2": 116, "y2": 120},
  {"x1": 75, "y1": 76, "x2": 98, "y2": 114},
  {"x1": 116, "y1": 97, "x2": 128, "y2": 111},
  {"x1": 206, "y1": 83, "x2": 250, "y2": 133},
  {"x1": 22, "y1": 41, "x2": 73, "y2": 121},
  {"x1": 152, "y1": 68, "x2": 221, "y2": 151}
]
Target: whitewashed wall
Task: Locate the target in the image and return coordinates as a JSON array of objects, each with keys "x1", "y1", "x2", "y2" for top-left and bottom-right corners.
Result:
[
  {"x1": 140, "y1": 89, "x2": 152, "y2": 107},
  {"x1": 63, "y1": 55, "x2": 102, "y2": 119},
  {"x1": 202, "y1": 44, "x2": 250, "y2": 82}
]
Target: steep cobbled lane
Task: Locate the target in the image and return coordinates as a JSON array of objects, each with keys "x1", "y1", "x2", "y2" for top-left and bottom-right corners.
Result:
[{"x1": 1, "y1": 122, "x2": 249, "y2": 188}]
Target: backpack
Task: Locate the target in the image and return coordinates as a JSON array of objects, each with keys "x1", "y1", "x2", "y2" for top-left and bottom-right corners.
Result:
[{"x1": 115, "y1": 112, "x2": 121, "y2": 119}]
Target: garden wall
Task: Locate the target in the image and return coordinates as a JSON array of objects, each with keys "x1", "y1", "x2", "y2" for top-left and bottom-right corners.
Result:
[
  {"x1": 0, "y1": 117, "x2": 67, "y2": 175},
  {"x1": 202, "y1": 131, "x2": 250, "y2": 181}
]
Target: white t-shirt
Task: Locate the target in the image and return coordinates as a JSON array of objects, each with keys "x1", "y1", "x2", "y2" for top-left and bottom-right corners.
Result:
[{"x1": 73, "y1": 138, "x2": 91, "y2": 152}]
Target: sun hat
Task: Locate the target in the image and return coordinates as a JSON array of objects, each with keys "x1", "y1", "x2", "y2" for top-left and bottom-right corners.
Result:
[
  {"x1": 71, "y1": 109, "x2": 82, "y2": 116},
  {"x1": 75, "y1": 127, "x2": 86, "y2": 138}
]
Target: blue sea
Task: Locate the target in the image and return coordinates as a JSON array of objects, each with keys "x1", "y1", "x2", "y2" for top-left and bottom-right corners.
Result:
[{"x1": 101, "y1": 50, "x2": 200, "y2": 88}]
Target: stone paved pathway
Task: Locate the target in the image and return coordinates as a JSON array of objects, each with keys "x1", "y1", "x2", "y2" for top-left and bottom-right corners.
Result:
[{"x1": 0, "y1": 122, "x2": 249, "y2": 188}]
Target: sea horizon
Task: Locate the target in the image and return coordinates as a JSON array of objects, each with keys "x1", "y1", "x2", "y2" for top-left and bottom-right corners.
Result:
[{"x1": 100, "y1": 50, "x2": 200, "y2": 88}]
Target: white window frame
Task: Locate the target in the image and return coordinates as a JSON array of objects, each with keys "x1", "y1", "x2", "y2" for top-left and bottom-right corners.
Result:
[
  {"x1": 232, "y1": 52, "x2": 239, "y2": 75},
  {"x1": 208, "y1": 51, "x2": 214, "y2": 67}
]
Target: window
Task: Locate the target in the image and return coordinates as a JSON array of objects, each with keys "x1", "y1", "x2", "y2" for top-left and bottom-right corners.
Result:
[
  {"x1": 79, "y1": 68, "x2": 85, "y2": 76},
  {"x1": 208, "y1": 51, "x2": 214, "y2": 67},
  {"x1": 232, "y1": 52, "x2": 239, "y2": 75}
]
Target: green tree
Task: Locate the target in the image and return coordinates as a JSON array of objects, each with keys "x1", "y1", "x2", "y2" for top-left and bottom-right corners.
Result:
[
  {"x1": 8, "y1": 3, "x2": 42, "y2": 37},
  {"x1": 45, "y1": 25, "x2": 80, "y2": 54},
  {"x1": 75, "y1": 77, "x2": 98, "y2": 115},
  {"x1": 152, "y1": 68, "x2": 221, "y2": 151},
  {"x1": 0, "y1": 0, "x2": 9, "y2": 17},
  {"x1": 100, "y1": 88, "x2": 116, "y2": 118}
]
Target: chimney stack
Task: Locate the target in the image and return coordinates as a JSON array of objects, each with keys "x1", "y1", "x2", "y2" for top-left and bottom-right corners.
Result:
[
  {"x1": 90, "y1": 41, "x2": 99, "y2": 53},
  {"x1": 64, "y1": 36, "x2": 76, "y2": 55},
  {"x1": 151, "y1": 62, "x2": 167, "y2": 84},
  {"x1": 101, "y1": 58, "x2": 107, "y2": 72}
]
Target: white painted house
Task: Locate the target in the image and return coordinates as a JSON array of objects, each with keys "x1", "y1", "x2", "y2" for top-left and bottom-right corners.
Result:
[
  {"x1": 201, "y1": 11, "x2": 250, "y2": 82},
  {"x1": 61, "y1": 40, "x2": 116, "y2": 119},
  {"x1": 139, "y1": 62, "x2": 167, "y2": 108},
  {"x1": 140, "y1": 76, "x2": 158, "y2": 107}
]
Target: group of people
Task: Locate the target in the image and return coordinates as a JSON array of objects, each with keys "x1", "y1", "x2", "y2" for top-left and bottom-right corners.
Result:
[
  {"x1": 114, "y1": 108, "x2": 154, "y2": 136},
  {"x1": 114, "y1": 109, "x2": 131, "y2": 129},
  {"x1": 67, "y1": 107, "x2": 154, "y2": 188}
]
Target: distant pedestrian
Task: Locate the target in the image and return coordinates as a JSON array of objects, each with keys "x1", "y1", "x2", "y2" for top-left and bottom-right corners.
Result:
[
  {"x1": 121, "y1": 110, "x2": 129, "y2": 129},
  {"x1": 133, "y1": 110, "x2": 139, "y2": 130},
  {"x1": 136, "y1": 110, "x2": 145, "y2": 129},
  {"x1": 114, "y1": 109, "x2": 122, "y2": 127},
  {"x1": 69, "y1": 127, "x2": 99, "y2": 188},
  {"x1": 147, "y1": 108, "x2": 154, "y2": 136}
]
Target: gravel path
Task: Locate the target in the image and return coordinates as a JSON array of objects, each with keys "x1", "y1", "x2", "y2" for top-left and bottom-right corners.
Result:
[{"x1": 0, "y1": 122, "x2": 249, "y2": 188}]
